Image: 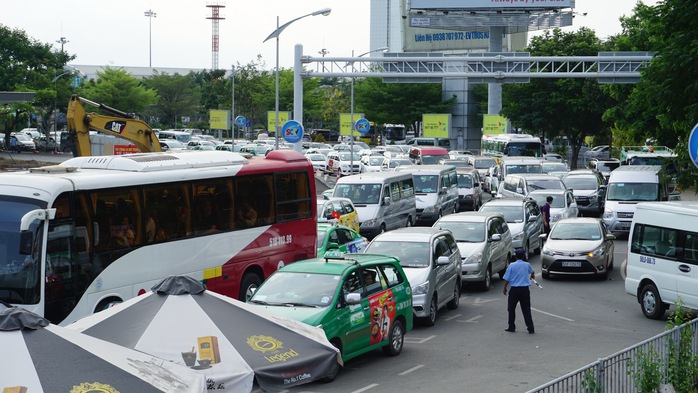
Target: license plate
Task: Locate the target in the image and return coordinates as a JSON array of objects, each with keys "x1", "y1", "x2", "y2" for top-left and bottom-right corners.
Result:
[
  {"x1": 619, "y1": 222, "x2": 631, "y2": 230},
  {"x1": 561, "y1": 261, "x2": 581, "y2": 267}
]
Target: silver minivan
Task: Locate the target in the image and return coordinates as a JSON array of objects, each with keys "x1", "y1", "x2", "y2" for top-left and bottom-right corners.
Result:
[
  {"x1": 396, "y1": 165, "x2": 459, "y2": 225},
  {"x1": 365, "y1": 227, "x2": 462, "y2": 326},
  {"x1": 333, "y1": 172, "x2": 417, "y2": 239}
]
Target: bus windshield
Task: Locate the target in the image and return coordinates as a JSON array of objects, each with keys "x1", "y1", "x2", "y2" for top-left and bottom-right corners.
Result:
[
  {"x1": 0, "y1": 198, "x2": 44, "y2": 306},
  {"x1": 506, "y1": 142, "x2": 544, "y2": 157}
]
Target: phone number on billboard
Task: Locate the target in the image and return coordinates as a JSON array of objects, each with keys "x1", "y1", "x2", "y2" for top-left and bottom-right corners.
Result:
[{"x1": 414, "y1": 31, "x2": 489, "y2": 43}]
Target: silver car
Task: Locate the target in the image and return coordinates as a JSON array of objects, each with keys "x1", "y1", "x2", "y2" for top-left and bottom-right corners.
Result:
[
  {"x1": 365, "y1": 227, "x2": 461, "y2": 326},
  {"x1": 479, "y1": 198, "x2": 543, "y2": 261},
  {"x1": 527, "y1": 189, "x2": 579, "y2": 228},
  {"x1": 539, "y1": 217, "x2": 616, "y2": 279},
  {"x1": 433, "y1": 212, "x2": 513, "y2": 291}
]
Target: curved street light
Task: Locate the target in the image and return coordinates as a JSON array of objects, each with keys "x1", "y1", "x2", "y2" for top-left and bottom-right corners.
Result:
[{"x1": 263, "y1": 7, "x2": 331, "y2": 150}]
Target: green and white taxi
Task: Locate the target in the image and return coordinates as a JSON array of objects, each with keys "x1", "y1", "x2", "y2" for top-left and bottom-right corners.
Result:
[
  {"x1": 316, "y1": 223, "x2": 368, "y2": 258},
  {"x1": 248, "y1": 252, "x2": 413, "y2": 378}
]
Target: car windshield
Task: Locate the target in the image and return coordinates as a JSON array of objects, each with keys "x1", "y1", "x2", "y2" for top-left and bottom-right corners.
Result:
[
  {"x1": 563, "y1": 176, "x2": 598, "y2": 190},
  {"x1": 366, "y1": 241, "x2": 430, "y2": 268},
  {"x1": 550, "y1": 222, "x2": 602, "y2": 241},
  {"x1": 606, "y1": 183, "x2": 659, "y2": 201},
  {"x1": 474, "y1": 158, "x2": 497, "y2": 169},
  {"x1": 527, "y1": 179, "x2": 565, "y2": 191},
  {"x1": 596, "y1": 162, "x2": 620, "y2": 172},
  {"x1": 457, "y1": 174, "x2": 473, "y2": 188},
  {"x1": 529, "y1": 194, "x2": 566, "y2": 208},
  {"x1": 368, "y1": 157, "x2": 385, "y2": 166},
  {"x1": 542, "y1": 163, "x2": 567, "y2": 172},
  {"x1": 338, "y1": 152, "x2": 360, "y2": 161},
  {"x1": 307, "y1": 154, "x2": 325, "y2": 161},
  {"x1": 480, "y1": 206, "x2": 523, "y2": 223},
  {"x1": 249, "y1": 271, "x2": 340, "y2": 307},
  {"x1": 434, "y1": 221, "x2": 486, "y2": 242},
  {"x1": 389, "y1": 159, "x2": 412, "y2": 168},
  {"x1": 421, "y1": 154, "x2": 449, "y2": 164},
  {"x1": 334, "y1": 183, "x2": 382, "y2": 204},
  {"x1": 414, "y1": 175, "x2": 439, "y2": 193},
  {"x1": 506, "y1": 164, "x2": 542, "y2": 174}
]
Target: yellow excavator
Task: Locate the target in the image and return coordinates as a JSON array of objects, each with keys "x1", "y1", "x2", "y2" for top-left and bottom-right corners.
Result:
[{"x1": 66, "y1": 94, "x2": 162, "y2": 156}]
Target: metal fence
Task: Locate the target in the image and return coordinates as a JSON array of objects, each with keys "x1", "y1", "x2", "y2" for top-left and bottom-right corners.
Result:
[{"x1": 527, "y1": 318, "x2": 698, "y2": 393}]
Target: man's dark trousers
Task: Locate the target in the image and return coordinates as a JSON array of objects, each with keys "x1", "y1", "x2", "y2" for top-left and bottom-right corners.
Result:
[{"x1": 508, "y1": 286, "x2": 534, "y2": 332}]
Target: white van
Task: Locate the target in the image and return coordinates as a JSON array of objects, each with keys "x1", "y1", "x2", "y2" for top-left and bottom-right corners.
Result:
[
  {"x1": 602, "y1": 165, "x2": 674, "y2": 236},
  {"x1": 490, "y1": 157, "x2": 543, "y2": 194},
  {"x1": 625, "y1": 201, "x2": 698, "y2": 319},
  {"x1": 332, "y1": 172, "x2": 417, "y2": 239},
  {"x1": 157, "y1": 130, "x2": 192, "y2": 144},
  {"x1": 396, "y1": 165, "x2": 459, "y2": 225}
]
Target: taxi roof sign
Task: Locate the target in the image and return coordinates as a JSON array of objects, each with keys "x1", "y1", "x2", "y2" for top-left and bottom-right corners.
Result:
[{"x1": 324, "y1": 250, "x2": 346, "y2": 260}]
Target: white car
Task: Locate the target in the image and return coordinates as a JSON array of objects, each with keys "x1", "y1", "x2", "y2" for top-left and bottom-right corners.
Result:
[
  {"x1": 361, "y1": 155, "x2": 385, "y2": 172},
  {"x1": 327, "y1": 151, "x2": 363, "y2": 176},
  {"x1": 527, "y1": 189, "x2": 579, "y2": 227},
  {"x1": 305, "y1": 153, "x2": 328, "y2": 173},
  {"x1": 381, "y1": 157, "x2": 413, "y2": 172}
]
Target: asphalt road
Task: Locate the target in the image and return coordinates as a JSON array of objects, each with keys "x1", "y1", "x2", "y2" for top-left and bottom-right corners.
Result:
[{"x1": 7, "y1": 152, "x2": 691, "y2": 392}]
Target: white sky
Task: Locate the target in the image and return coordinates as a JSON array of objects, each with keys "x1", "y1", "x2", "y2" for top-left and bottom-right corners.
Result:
[{"x1": 1, "y1": 0, "x2": 658, "y2": 71}]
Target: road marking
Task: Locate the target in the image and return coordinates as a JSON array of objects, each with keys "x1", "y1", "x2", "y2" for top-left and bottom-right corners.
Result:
[
  {"x1": 444, "y1": 313, "x2": 461, "y2": 321},
  {"x1": 351, "y1": 383, "x2": 380, "y2": 393},
  {"x1": 473, "y1": 297, "x2": 498, "y2": 305},
  {"x1": 399, "y1": 365, "x2": 425, "y2": 376},
  {"x1": 457, "y1": 315, "x2": 483, "y2": 323},
  {"x1": 531, "y1": 307, "x2": 575, "y2": 322},
  {"x1": 404, "y1": 335, "x2": 437, "y2": 344}
]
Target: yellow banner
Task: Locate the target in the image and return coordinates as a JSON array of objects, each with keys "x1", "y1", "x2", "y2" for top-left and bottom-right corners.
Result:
[
  {"x1": 210, "y1": 109, "x2": 229, "y2": 130},
  {"x1": 422, "y1": 114, "x2": 450, "y2": 137},
  {"x1": 483, "y1": 115, "x2": 508, "y2": 134},
  {"x1": 339, "y1": 113, "x2": 364, "y2": 136},
  {"x1": 267, "y1": 111, "x2": 291, "y2": 133}
]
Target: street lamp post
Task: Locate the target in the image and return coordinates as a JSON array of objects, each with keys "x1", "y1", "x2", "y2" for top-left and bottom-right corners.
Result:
[
  {"x1": 349, "y1": 47, "x2": 388, "y2": 170},
  {"x1": 230, "y1": 66, "x2": 242, "y2": 143},
  {"x1": 144, "y1": 9, "x2": 156, "y2": 68},
  {"x1": 263, "y1": 7, "x2": 331, "y2": 150}
]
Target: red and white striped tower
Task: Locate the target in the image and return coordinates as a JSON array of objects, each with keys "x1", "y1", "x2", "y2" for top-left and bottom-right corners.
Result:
[{"x1": 206, "y1": 3, "x2": 225, "y2": 70}]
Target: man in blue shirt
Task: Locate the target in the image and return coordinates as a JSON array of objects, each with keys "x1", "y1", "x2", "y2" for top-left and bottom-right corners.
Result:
[{"x1": 502, "y1": 248, "x2": 535, "y2": 334}]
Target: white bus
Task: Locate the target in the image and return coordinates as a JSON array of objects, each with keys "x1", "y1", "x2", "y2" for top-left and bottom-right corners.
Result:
[
  {"x1": 0, "y1": 150, "x2": 317, "y2": 325},
  {"x1": 481, "y1": 133, "x2": 545, "y2": 159}
]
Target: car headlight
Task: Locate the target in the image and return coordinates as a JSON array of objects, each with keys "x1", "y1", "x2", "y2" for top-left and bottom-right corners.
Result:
[
  {"x1": 465, "y1": 253, "x2": 483, "y2": 265},
  {"x1": 361, "y1": 219, "x2": 378, "y2": 227},
  {"x1": 542, "y1": 247, "x2": 553, "y2": 256},
  {"x1": 551, "y1": 213, "x2": 562, "y2": 222},
  {"x1": 602, "y1": 209, "x2": 614, "y2": 220},
  {"x1": 412, "y1": 281, "x2": 429, "y2": 295},
  {"x1": 512, "y1": 231, "x2": 524, "y2": 241},
  {"x1": 464, "y1": 194, "x2": 473, "y2": 200},
  {"x1": 588, "y1": 246, "x2": 605, "y2": 257},
  {"x1": 423, "y1": 206, "x2": 438, "y2": 213}
]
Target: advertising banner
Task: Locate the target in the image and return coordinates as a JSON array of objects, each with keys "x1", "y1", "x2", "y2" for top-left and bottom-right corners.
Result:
[
  {"x1": 422, "y1": 114, "x2": 450, "y2": 138},
  {"x1": 267, "y1": 111, "x2": 291, "y2": 133},
  {"x1": 410, "y1": 0, "x2": 574, "y2": 10},
  {"x1": 340, "y1": 113, "x2": 364, "y2": 136},
  {"x1": 483, "y1": 114, "x2": 509, "y2": 134},
  {"x1": 210, "y1": 109, "x2": 229, "y2": 130}
]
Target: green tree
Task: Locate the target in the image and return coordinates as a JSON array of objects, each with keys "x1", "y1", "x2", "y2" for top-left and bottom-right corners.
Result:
[
  {"x1": 354, "y1": 78, "x2": 456, "y2": 128},
  {"x1": 501, "y1": 28, "x2": 615, "y2": 168},
  {"x1": 0, "y1": 24, "x2": 74, "y2": 143},
  {"x1": 142, "y1": 71, "x2": 201, "y2": 129},
  {"x1": 77, "y1": 67, "x2": 157, "y2": 115},
  {"x1": 606, "y1": 0, "x2": 698, "y2": 191}
]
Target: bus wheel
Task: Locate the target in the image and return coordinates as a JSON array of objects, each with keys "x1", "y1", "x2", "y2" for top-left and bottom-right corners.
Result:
[{"x1": 240, "y1": 272, "x2": 262, "y2": 301}]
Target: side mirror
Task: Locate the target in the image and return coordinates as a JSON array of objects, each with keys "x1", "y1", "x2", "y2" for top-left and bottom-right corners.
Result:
[
  {"x1": 436, "y1": 256, "x2": 450, "y2": 266},
  {"x1": 383, "y1": 196, "x2": 391, "y2": 206},
  {"x1": 539, "y1": 233, "x2": 548, "y2": 241},
  {"x1": 605, "y1": 234, "x2": 616, "y2": 241},
  {"x1": 490, "y1": 233, "x2": 502, "y2": 242},
  {"x1": 528, "y1": 215, "x2": 539, "y2": 222},
  {"x1": 19, "y1": 230, "x2": 33, "y2": 255},
  {"x1": 439, "y1": 187, "x2": 448, "y2": 195},
  {"x1": 345, "y1": 292, "x2": 362, "y2": 305},
  {"x1": 327, "y1": 242, "x2": 339, "y2": 250},
  {"x1": 516, "y1": 187, "x2": 524, "y2": 194}
]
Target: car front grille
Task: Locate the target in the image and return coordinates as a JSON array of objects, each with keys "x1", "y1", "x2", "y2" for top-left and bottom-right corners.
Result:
[{"x1": 617, "y1": 212, "x2": 634, "y2": 219}]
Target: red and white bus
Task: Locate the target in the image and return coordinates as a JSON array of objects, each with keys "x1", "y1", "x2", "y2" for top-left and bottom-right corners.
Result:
[{"x1": 0, "y1": 150, "x2": 317, "y2": 325}]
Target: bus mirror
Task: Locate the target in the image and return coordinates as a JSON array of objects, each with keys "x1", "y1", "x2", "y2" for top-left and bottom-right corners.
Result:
[
  {"x1": 20, "y1": 208, "x2": 56, "y2": 231},
  {"x1": 19, "y1": 230, "x2": 33, "y2": 255}
]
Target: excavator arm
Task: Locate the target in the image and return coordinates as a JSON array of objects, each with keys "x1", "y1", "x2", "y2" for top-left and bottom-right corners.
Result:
[{"x1": 66, "y1": 94, "x2": 162, "y2": 156}]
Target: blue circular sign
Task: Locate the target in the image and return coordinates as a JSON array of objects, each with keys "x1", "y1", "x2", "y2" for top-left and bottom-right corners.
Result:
[
  {"x1": 355, "y1": 118, "x2": 370, "y2": 135},
  {"x1": 235, "y1": 115, "x2": 246, "y2": 128},
  {"x1": 282, "y1": 120, "x2": 304, "y2": 143},
  {"x1": 689, "y1": 123, "x2": 698, "y2": 169}
]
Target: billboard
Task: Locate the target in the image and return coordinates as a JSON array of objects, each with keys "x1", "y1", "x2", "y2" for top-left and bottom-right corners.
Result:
[
  {"x1": 209, "y1": 109, "x2": 229, "y2": 130},
  {"x1": 339, "y1": 113, "x2": 364, "y2": 136},
  {"x1": 422, "y1": 114, "x2": 451, "y2": 138},
  {"x1": 267, "y1": 111, "x2": 291, "y2": 133},
  {"x1": 410, "y1": 0, "x2": 574, "y2": 10},
  {"x1": 483, "y1": 115, "x2": 509, "y2": 135}
]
